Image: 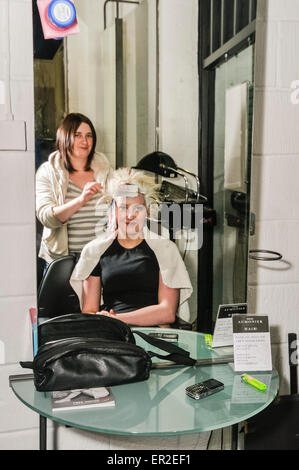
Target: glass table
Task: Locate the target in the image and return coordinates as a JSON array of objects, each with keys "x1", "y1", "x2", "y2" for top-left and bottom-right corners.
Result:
[{"x1": 9, "y1": 328, "x2": 279, "y2": 450}]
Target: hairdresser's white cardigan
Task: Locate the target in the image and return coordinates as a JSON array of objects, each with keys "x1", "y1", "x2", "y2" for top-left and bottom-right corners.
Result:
[{"x1": 70, "y1": 227, "x2": 193, "y2": 322}]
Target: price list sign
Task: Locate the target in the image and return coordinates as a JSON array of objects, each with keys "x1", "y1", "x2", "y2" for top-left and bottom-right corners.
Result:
[
  {"x1": 212, "y1": 303, "x2": 247, "y2": 348},
  {"x1": 232, "y1": 315, "x2": 272, "y2": 371}
]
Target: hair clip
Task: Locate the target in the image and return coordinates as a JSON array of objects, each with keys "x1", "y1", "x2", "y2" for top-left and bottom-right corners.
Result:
[{"x1": 115, "y1": 184, "x2": 140, "y2": 198}]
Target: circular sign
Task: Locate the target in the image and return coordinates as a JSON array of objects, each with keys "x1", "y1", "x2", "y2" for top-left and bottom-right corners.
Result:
[{"x1": 48, "y1": 0, "x2": 76, "y2": 29}]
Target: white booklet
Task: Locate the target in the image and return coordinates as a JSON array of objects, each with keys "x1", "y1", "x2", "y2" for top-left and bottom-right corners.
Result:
[{"x1": 51, "y1": 387, "x2": 115, "y2": 411}]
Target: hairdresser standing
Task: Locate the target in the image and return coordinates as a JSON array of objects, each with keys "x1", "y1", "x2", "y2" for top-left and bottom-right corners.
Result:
[{"x1": 36, "y1": 113, "x2": 112, "y2": 267}]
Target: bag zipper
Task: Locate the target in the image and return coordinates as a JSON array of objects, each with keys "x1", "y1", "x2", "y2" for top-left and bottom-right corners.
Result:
[
  {"x1": 38, "y1": 315, "x2": 135, "y2": 343},
  {"x1": 39, "y1": 313, "x2": 133, "y2": 335},
  {"x1": 34, "y1": 337, "x2": 150, "y2": 369}
]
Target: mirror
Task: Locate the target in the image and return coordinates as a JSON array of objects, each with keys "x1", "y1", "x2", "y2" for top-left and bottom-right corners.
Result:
[
  {"x1": 213, "y1": 46, "x2": 254, "y2": 322},
  {"x1": 198, "y1": 0, "x2": 257, "y2": 331},
  {"x1": 33, "y1": 0, "x2": 256, "y2": 331}
]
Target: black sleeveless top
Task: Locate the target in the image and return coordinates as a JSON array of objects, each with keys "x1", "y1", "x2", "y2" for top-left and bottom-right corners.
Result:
[{"x1": 90, "y1": 239, "x2": 160, "y2": 313}]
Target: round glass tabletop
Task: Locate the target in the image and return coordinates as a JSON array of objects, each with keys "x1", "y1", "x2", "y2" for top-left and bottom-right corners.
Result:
[{"x1": 10, "y1": 329, "x2": 279, "y2": 436}]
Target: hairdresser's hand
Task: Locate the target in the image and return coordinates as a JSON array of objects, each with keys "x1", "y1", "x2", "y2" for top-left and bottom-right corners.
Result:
[
  {"x1": 80, "y1": 182, "x2": 103, "y2": 205},
  {"x1": 52, "y1": 181, "x2": 103, "y2": 223}
]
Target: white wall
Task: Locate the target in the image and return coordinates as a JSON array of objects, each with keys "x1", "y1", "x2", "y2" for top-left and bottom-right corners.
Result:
[
  {"x1": 67, "y1": 0, "x2": 156, "y2": 169},
  {"x1": 248, "y1": 0, "x2": 299, "y2": 394},
  {"x1": 67, "y1": 1, "x2": 112, "y2": 163},
  {"x1": 159, "y1": 0, "x2": 199, "y2": 322},
  {"x1": 122, "y1": 0, "x2": 157, "y2": 167},
  {"x1": 67, "y1": 0, "x2": 138, "y2": 167},
  {"x1": 159, "y1": 0, "x2": 198, "y2": 176},
  {"x1": 0, "y1": 0, "x2": 40, "y2": 450}
]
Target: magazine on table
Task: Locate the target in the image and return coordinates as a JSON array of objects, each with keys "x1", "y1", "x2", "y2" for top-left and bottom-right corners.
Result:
[{"x1": 51, "y1": 387, "x2": 115, "y2": 411}]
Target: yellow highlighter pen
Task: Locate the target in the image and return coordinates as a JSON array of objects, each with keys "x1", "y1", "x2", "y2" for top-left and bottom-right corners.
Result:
[
  {"x1": 205, "y1": 334, "x2": 213, "y2": 347},
  {"x1": 241, "y1": 373, "x2": 267, "y2": 391}
]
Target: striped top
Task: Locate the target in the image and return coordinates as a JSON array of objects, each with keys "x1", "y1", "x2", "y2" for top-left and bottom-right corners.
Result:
[{"x1": 66, "y1": 180, "x2": 108, "y2": 254}]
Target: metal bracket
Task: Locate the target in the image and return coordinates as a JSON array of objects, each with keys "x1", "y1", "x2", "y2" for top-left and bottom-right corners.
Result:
[
  {"x1": 249, "y1": 249, "x2": 282, "y2": 261},
  {"x1": 9, "y1": 373, "x2": 34, "y2": 387},
  {"x1": 103, "y1": 0, "x2": 140, "y2": 29}
]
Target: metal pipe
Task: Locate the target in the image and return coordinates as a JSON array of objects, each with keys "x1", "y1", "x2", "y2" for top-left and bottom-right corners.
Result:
[
  {"x1": 115, "y1": 18, "x2": 123, "y2": 168},
  {"x1": 104, "y1": 0, "x2": 139, "y2": 30},
  {"x1": 176, "y1": 166, "x2": 208, "y2": 203},
  {"x1": 233, "y1": 0, "x2": 237, "y2": 37},
  {"x1": 249, "y1": 0, "x2": 253, "y2": 23},
  {"x1": 210, "y1": 0, "x2": 214, "y2": 55},
  {"x1": 151, "y1": 356, "x2": 234, "y2": 369},
  {"x1": 159, "y1": 165, "x2": 190, "y2": 203},
  {"x1": 155, "y1": 0, "x2": 160, "y2": 152},
  {"x1": 39, "y1": 415, "x2": 47, "y2": 450},
  {"x1": 220, "y1": 0, "x2": 224, "y2": 46}
]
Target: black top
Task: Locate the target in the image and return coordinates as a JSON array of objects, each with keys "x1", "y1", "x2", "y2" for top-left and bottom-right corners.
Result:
[{"x1": 90, "y1": 239, "x2": 160, "y2": 313}]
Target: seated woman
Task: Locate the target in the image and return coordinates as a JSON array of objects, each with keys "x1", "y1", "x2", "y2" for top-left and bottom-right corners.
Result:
[{"x1": 70, "y1": 168, "x2": 193, "y2": 327}]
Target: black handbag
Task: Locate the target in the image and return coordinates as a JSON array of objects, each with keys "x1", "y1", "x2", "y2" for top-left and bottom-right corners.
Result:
[{"x1": 20, "y1": 314, "x2": 196, "y2": 392}]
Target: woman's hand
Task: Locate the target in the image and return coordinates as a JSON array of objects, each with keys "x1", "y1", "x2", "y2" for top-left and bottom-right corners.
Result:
[
  {"x1": 51, "y1": 181, "x2": 103, "y2": 223},
  {"x1": 105, "y1": 274, "x2": 179, "y2": 326},
  {"x1": 79, "y1": 182, "x2": 103, "y2": 205},
  {"x1": 97, "y1": 309, "x2": 117, "y2": 318}
]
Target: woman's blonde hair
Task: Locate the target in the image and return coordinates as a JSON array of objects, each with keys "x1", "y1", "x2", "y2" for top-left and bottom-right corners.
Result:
[{"x1": 106, "y1": 168, "x2": 160, "y2": 208}]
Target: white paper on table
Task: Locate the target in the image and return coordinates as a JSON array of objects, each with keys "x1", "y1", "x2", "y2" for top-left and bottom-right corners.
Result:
[
  {"x1": 212, "y1": 303, "x2": 247, "y2": 348},
  {"x1": 232, "y1": 315, "x2": 272, "y2": 372}
]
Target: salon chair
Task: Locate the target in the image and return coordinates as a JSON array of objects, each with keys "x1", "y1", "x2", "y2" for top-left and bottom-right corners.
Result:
[
  {"x1": 243, "y1": 333, "x2": 299, "y2": 450},
  {"x1": 37, "y1": 255, "x2": 81, "y2": 322}
]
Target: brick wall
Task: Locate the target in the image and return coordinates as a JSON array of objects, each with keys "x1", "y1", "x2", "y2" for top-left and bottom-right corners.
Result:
[
  {"x1": 2, "y1": 0, "x2": 297, "y2": 450},
  {"x1": 248, "y1": 0, "x2": 299, "y2": 393}
]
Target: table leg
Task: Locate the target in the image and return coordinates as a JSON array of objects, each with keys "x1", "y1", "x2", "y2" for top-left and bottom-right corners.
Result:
[
  {"x1": 231, "y1": 423, "x2": 238, "y2": 450},
  {"x1": 39, "y1": 415, "x2": 47, "y2": 450}
]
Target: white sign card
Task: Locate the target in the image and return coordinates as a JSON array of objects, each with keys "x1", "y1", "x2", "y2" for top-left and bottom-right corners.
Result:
[
  {"x1": 232, "y1": 315, "x2": 272, "y2": 372},
  {"x1": 212, "y1": 303, "x2": 247, "y2": 348}
]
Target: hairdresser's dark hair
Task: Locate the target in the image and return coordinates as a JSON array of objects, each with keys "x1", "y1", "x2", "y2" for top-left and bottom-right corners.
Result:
[{"x1": 55, "y1": 113, "x2": 97, "y2": 173}]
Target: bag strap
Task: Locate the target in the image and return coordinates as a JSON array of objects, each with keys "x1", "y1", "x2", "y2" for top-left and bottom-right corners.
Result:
[
  {"x1": 20, "y1": 361, "x2": 33, "y2": 368},
  {"x1": 133, "y1": 331, "x2": 196, "y2": 366}
]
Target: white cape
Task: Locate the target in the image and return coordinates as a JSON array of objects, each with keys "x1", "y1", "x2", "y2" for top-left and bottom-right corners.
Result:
[{"x1": 70, "y1": 228, "x2": 193, "y2": 322}]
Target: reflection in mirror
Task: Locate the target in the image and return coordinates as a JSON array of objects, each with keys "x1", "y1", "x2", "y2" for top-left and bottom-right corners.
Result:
[
  {"x1": 198, "y1": 0, "x2": 257, "y2": 332},
  {"x1": 33, "y1": 0, "x2": 199, "y2": 330},
  {"x1": 33, "y1": 0, "x2": 67, "y2": 283},
  {"x1": 33, "y1": 0, "x2": 256, "y2": 333},
  {"x1": 213, "y1": 45, "x2": 255, "y2": 322}
]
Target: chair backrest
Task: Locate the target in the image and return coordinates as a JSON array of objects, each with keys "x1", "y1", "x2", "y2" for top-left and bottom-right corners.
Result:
[
  {"x1": 37, "y1": 255, "x2": 81, "y2": 320},
  {"x1": 288, "y1": 333, "x2": 298, "y2": 395}
]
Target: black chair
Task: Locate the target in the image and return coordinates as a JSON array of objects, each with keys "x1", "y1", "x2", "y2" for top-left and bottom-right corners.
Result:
[
  {"x1": 37, "y1": 255, "x2": 81, "y2": 322},
  {"x1": 172, "y1": 316, "x2": 193, "y2": 331},
  {"x1": 244, "y1": 333, "x2": 299, "y2": 450}
]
